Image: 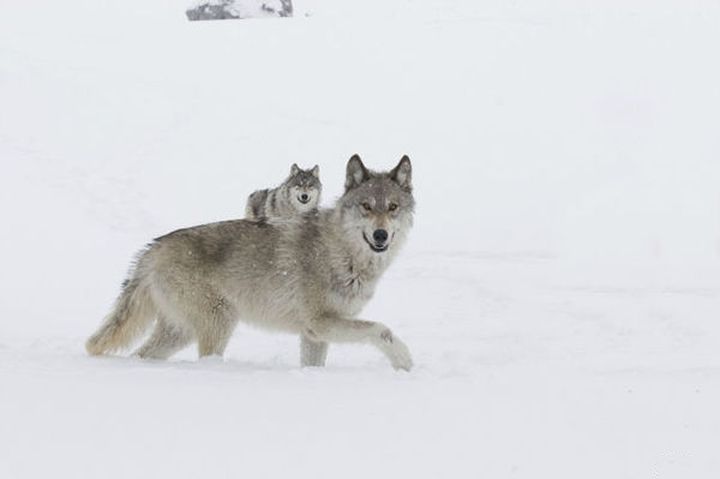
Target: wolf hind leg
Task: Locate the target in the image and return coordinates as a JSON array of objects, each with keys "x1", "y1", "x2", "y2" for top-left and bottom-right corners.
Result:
[
  {"x1": 134, "y1": 316, "x2": 192, "y2": 359},
  {"x1": 196, "y1": 302, "x2": 239, "y2": 358},
  {"x1": 305, "y1": 316, "x2": 413, "y2": 371},
  {"x1": 197, "y1": 329, "x2": 235, "y2": 358},
  {"x1": 300, "y1": 334, "x2": 328, "y2": 367}
]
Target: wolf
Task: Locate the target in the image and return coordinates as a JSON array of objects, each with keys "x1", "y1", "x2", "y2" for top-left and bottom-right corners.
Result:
[
  {"x1": 86, "y1": 155, "x2": 415, "y2": 370},
  {"x1": 245, "y1": 163, "x2": 321, "y2": 220}
]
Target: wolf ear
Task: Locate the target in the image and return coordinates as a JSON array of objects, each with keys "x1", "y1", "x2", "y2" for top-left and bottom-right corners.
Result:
[
  {"x1": 290, "y1": 163, "x2": 300, "y2": 176},
  {"x1": 390, "y1": 155, "x2": 412, "y2": 190},
  {"x1": 310, "y1": 165, "x2": 320, "y2": 178},
  {"x1": 345, "y1": 154, "x2": 369, "y2": 190}
]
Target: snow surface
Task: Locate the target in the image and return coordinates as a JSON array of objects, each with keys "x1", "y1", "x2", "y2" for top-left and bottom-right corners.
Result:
[{"x1": 2, "y1": 0, "x2": 720, "y2": 477}]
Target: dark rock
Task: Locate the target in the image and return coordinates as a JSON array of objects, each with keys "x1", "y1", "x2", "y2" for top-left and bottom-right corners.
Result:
[{"x1": 186, "y1": 0, "x2": 293, "y2": 21}]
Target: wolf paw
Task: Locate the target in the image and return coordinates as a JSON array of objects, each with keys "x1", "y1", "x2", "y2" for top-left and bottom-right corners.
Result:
[{"x1": 381, "y1": 332, "x2": 413, "y2": 371}]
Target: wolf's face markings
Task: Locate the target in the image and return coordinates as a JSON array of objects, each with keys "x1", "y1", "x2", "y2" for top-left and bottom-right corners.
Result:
[
  {"x1": 341, "y1": 155, "x2": 414, "y2": 254},
  {"x1": 288, "y1": 164, "x2": 321, "y2": 212}
]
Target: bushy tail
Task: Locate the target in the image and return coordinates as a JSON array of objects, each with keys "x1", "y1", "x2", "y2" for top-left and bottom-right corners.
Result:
[{"x1": 86, "y1": 275, "x2": 156, "y2": 355}]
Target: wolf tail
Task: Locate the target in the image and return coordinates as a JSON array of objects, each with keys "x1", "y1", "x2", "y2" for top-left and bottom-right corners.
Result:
[{"x1": 86, "y1": 270, "x2": 156, "y2": 356}]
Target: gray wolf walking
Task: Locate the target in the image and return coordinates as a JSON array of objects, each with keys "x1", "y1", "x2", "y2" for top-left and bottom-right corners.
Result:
[
  {"x1": 86, "y1": 155, "x2": 415, "y2": 370},
  {"x1": 245, "y1": 163, "x2": 321, "y2": 220}
]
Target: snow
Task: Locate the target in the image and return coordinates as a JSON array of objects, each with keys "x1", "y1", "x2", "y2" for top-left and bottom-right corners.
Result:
[{"x1": 1, "y1": 0, "x2": 720, "y2": 477}]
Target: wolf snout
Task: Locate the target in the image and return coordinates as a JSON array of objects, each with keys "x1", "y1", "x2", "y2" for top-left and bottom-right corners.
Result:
[
  {"x1": 363, "y1": 230, "x2": 390, "y2": 253},
  {"x1": 298, "y1": 193, "x2": 310, "y2": 203},
  {"x1": 373, "y1": 229, "x2": 389, "y2": 244}
]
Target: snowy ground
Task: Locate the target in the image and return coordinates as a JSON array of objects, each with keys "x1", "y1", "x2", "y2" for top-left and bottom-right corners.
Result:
[{"x1": 2, "y1": 1, "x2": 720, "y2": 477}]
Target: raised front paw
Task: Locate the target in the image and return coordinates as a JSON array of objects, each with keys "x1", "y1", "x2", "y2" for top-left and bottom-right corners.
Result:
[{"x1": 380, "y1": 329, "x2": 413, "y2": 371}]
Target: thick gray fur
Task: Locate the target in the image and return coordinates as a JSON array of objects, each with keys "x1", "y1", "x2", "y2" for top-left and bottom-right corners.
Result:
[
  {"x1": 245, "y1": 164, "x2": 321, "y2": 220},
  {"x1": 86, "y1": 155, "x2": 415, "y2": 370}
]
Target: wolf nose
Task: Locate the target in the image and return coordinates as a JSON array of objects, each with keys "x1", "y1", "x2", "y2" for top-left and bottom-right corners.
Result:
[
  {"x1": 373, "y1": 229, "x2": 388, "y2": 244},
  {"x1": 300, "y1": 193, "x2": 309, "y2": 203}
]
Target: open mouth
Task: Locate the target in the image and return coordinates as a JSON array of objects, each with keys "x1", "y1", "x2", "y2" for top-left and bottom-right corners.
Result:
[{"x1": 363, "y1": 233, "x2": 389, "y2": 253}]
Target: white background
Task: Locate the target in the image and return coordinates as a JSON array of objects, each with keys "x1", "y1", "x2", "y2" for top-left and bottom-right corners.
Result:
[{"x1": 1, "y1": 1, "x2": 719, "y2": 477}]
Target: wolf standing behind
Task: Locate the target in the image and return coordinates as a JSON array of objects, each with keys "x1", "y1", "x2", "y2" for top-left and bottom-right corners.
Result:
[
  {"x1": 246, "y1": 163, "x2": 321, "y2": 219},
  {"x1": 86, "y1": 154, "x2": 415, "y2": 370}
]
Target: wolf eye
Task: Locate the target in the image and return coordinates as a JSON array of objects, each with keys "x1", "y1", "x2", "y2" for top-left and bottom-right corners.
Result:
[
  {"x1": 362, "y1": 202, "x2": 372, "y2": 211},
  {"x1": 388, "y1": 203, "x2": 398, "y2": 212}
]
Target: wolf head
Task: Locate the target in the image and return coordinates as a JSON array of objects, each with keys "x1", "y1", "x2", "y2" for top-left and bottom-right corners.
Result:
[
  {"x1": 337, "y1": 154, "x2": 415, "y2": 255},
  {"x1": 286, "y1": 164, "x2": 322, "y2": 213}
]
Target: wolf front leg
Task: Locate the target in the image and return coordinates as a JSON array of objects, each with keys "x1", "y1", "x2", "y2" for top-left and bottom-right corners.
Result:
[
  {"x1": 300, "y1": 334, "x2": 329, "y2": 367},
  {"x1": 305, "y1": 316, "x2": 413, "y2": 371}
]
